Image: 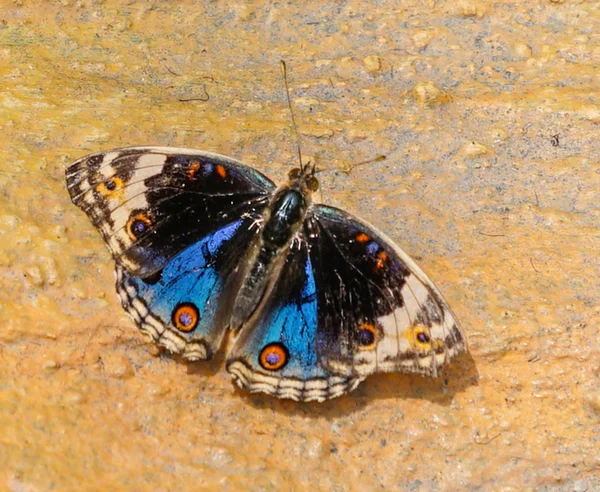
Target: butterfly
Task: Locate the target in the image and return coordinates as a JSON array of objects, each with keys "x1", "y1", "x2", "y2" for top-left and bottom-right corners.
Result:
[{"x1": 66, "y1": 146, "x2": 467, "y2": 402}]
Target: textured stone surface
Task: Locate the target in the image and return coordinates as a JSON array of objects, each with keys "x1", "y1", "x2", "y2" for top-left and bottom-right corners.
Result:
[{"x1": 0, "y1": 1, "x2": 599, "y2": 490}]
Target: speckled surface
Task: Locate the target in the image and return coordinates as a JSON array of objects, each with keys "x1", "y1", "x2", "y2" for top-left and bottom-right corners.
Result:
[{"x1": 1, "y1": 1, "x2": 599, "y2": 490}]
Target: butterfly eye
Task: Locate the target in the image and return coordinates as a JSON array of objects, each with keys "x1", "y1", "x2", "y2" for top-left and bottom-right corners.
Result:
[
  {"x1": 127, "y1": 212, "x2": 153, "y2": 240},
  {"x1": 288, "y1": 168, "x2": 302, "y2": 180},
  {"x1": 306, "y1": 176, "x2": 319, "y2": 192},
  {"x1": 172, "y1": 303, "x2": 199, "y2": 332},
  {"x1": 259, "y1": 343, "x2": 289, "y2": 371}
]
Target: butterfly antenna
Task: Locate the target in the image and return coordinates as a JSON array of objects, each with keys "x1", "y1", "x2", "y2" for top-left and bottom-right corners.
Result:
[
  {"x1": 314, "y1": 155, "x2": 387, "y2": 175},
  {"x1": 281, "y1": 60, "x2": 304, "y2": 171}
]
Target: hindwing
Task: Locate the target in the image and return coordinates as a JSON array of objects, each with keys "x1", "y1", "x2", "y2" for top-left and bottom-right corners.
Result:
[
  {"x1": 116, "y1": 218, "x2": 260, "y2": 360},
  {"x1": 227, "y1": 242, "x2": 363, "y2": 402}
]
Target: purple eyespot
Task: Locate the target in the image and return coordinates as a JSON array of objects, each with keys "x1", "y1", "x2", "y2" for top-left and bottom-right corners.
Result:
[
  {"x1": 265, "y1": 352, "x2": 281, "y2": 366},
  {"x1": 179, "y1": 312, "x2": 193, "y2": 327},
  {"x1": 357, "y1": 326, "x2": 376, "y2": 346},
  {"x1": 128, "y1": 214, "x2": 153, "y2": 240},
  {"x1": 172, "y1": 303, "x2": 199, "y2": 333},
  {"x1": 417, "y1": 332, "x2": 430, "y2": 343},
  {"x1": 132, "y1": 220, "x2": 148, "y2": 235},
  {"x1": 259, "y1": 343, "x2": 288, "y2": 370}
]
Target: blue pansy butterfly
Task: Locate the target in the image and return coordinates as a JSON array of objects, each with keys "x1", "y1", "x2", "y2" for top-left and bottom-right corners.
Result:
[{"x1": 66, "y1": 146, "x2": 466, "y2": 401}]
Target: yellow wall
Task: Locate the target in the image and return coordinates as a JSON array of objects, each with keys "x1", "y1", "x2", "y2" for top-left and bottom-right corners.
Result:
[{"x1": 0, "y1": 1, "x2": 599, "y2": 489}]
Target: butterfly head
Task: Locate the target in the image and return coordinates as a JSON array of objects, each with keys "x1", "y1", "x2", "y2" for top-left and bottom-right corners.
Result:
[{"x1": 287, "y1": 162, "x2": 319, "y2": 194}]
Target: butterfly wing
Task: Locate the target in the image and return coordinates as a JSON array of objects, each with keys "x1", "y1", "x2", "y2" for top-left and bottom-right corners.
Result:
[
  {"x1": 227, "y1": 204, "x2": 466, "y2": 401},
  {"x1": 307, "y1": 205, "x2": 466, "y2": 380},
  {"x1": 117, "y1": 218, "x2": 260, "y2": 360},
  {"x1": 66, "y1": 147, "x2": 275, "y2": 359},
  {"x1": 66, "y1": 146, "x2": 275, "y2": 278},
  {"x1": 227, "y1": 241, "x2": 364, "y2": 401}
]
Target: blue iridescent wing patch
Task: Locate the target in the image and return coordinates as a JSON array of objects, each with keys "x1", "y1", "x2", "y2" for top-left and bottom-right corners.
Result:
[{"x1": 117, "y1": 218, "x2": 254, "y2": 360}]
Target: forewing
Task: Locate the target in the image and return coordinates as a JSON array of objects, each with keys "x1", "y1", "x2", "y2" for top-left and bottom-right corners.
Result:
[
  {"x1": 66, "y1": 146, "x2": 274, "y2": 277},
  {"x1": 307, "y1": 205, "x2": 466, "y2": 379}
]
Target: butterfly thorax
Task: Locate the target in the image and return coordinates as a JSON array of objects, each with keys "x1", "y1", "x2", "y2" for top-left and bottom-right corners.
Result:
[
  {"x1": 258, "y1": 166, "x2": 319, "y2": 261},
  {"x1": 263, "y1": 188, "x2": 308, "y2": 246},
  {"x1": 228, "y1": 175, "x2": 314, "y2": 330}
]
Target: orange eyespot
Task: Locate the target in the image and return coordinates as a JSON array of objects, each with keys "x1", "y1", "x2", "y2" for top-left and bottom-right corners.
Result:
[
  {"x1": 356, "y1": 233, "x2": 370, "y2": 243},
  {"x1": 188, "y1": 161, "x2": 201, "y2": 179},
  {"x1": 375, "y1": 251, "x2": 389, "y2": 270},
  {"x1": 172, "y1": 303, "x2": 199, "y2": 332},
  {"x1": 96, "y1": 176, "x2": 124, "y2": 196},
  {"x1": 355, "y1": 323, "x2": 378, "y2": 350},
  {"x1": 413, "y1": 325, "x2": 432, "y2": 350},
  {"x1": 127, "y1": 212, "x2": 153, "y2": 240},
  {"x1": 216, "y1": 164, "x2": 227, "y2": 178},
  {"x1": 259, "y1": 343, "x2": 289, "y2": 371}
]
